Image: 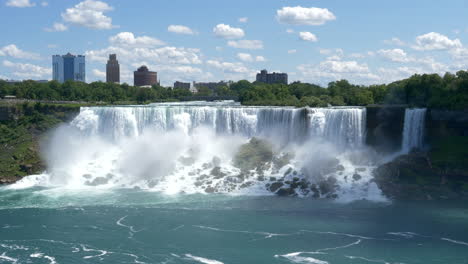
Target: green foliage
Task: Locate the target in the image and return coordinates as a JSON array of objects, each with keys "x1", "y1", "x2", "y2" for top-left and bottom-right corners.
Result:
[
  {"x1": 430, "y1": 136, "x2": 468, "y2": 172},
  {"x1": 2, "y1": 70, "x2": 468, "y2": 109}
]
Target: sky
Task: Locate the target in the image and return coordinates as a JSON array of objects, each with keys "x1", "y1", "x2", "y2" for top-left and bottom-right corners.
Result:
[{"x1": 0, "y1": 0, "x2": 467, "y2": 86}]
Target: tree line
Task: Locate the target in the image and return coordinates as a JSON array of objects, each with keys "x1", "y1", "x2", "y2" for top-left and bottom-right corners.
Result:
[{"x1": 1, "y1": 70, "x2": 467, "y2": 109}]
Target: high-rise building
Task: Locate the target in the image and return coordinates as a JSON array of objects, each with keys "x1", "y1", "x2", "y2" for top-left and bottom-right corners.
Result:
[
  {"x1": 52, "y1": 53, "x2": 85, "y2": 83},
  {"x1": 106, "y1": 54, "x2": 120, "y2": 83},
  {"x1": 134, "y1": 65, "x2": 158, "y2": 87},
  {"x1": 256, "y1": 69, "x2": 288, "y2": 85},
  {"x1": 174, "y1": 81, "x2": 190, "y2": 90}
]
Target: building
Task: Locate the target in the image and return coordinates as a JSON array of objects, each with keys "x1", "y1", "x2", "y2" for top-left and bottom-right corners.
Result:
[
  {"x1": 256, "y1": 69, "x2": 288, "y2": 85},
  {"x1": 106, "y1": 54, "x2": 120, "y2": 83},
  {"x1": 193, "y1": 81, "x2": 232, "y2": 92},
  {"x1": 174, "y1": 81, "x2": 190, "y2": 90},
  {"x1": 134, "y1": 65, "x2": 158, "y2": 87},
  {"x1": 52, "y1": 53, "x2": 85, "y2": 83}
]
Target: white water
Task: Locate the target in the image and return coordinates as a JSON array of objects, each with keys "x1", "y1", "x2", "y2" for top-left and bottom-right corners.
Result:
[
  {"x1": 11, "y1": 101, "x2": 387, "y2": 201},
  {"x1": 401, "y1": 108, "x2": 427, "y2": 154}
]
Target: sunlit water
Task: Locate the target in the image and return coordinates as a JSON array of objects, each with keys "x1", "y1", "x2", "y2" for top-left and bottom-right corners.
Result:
[{"x1": 0, "y1": 188, "x2": 467, "y2": 264}]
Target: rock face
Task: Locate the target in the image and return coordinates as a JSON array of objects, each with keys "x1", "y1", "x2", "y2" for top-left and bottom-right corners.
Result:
[
  {"x1": 366, "y1": 106, "x2": 406, "y2": 153},
  {"x1": 374, "y1": 153, "x2": 468, "y2": 200}
]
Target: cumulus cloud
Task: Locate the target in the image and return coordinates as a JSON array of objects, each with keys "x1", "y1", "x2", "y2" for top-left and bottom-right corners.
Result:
[
  {"x1": 213, "y1": 24, "x2": 245, "y2": 39},
  {"x1": 5, "y1": 0, "x2": 35, "y2": 7},
  {"x1": 450, "y1": 47, "x2": 468, "y2": 60},
  {"x1": 297, "y1": 56, "x2": 378, "y2": 85},
  {"x1": 383, "y1": 37, "x2": 406, "y2": 46},
  {"x1": 92, "y1": 69, "x2": 105, "y2": 78},
  {"x1": 61, "y1": 0, "x2": 116, "y2": 30},
  {"x1": 236, "y1": 53, "x2": 265, "y2": 62},
  {"x1": 299, "y1": 32, "x2": 318, "y2": 42},
  {"x1": 168, "y1": 25, "x2": 196, "y2": 35},
  {"x1": 412, "y1": 32, "x2": 462, "y2": 51},
  {"x1": 109, "y1": 32, "x2": 165, "y2": 47},
  {"x1": 41, "y1": 1, "x2": 47, "y2": 6},
  {"x1": 276, "y1": 6, "x2": 336, "y2": 26},
  {"x1": 3, "y1": 60, "x2": 51, "y2": 79},
  {"x1": 238, "y1": 17, "x2": 248, "y2": 23},
  {"x1": 0, "y1": 44, "x2": 41, "y2": 60},
  {"x1": 377, "y1": 48, "x2": 411, "y2": 62},
  {"x1": 44, "y1": 22, "x2": 68, "y2": 32},
  {"x1": 227, "y1": 40, "x2": 263, "y2": 50},
  {"x1": 206, "y1": 59, "x2": 249, "y2": 74}
]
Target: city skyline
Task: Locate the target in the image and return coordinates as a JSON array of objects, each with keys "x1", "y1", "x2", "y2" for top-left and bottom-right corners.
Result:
[{"x1": 0, "y1": 0, "x2": 467, "y2": 86}]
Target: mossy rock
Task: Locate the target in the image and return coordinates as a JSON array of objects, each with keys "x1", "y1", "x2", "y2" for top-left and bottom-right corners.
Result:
[{"x1": 233, "y1": 137, "x2": 273, "y2": 171}]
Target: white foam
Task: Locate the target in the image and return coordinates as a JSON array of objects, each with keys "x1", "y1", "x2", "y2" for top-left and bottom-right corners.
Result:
[
  {"x1": 441, "y1": 238, "x2": 468, "y2": 247},
  {"x1": 185, "y1": 254, "x2": 224, "y2": 264},
  {"x1": 275, "y1": 252, "x2": 328, "y2": 264}
]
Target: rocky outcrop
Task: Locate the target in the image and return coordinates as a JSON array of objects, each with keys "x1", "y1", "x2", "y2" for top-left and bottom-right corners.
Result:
[{"x1": 374, "y1": 153, "x2": 468, "y2": 200}]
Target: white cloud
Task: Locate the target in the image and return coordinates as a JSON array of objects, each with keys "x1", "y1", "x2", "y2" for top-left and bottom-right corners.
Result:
[
  {"x1": 288, "y1": 49, "x2": 297, "y2": 54},
  {"x1": 6, "y1": 0, "x2": 35, "y2": 7},
  {"x1": 297, "y1": 56, "x2": 378, "y2": 85},
  {"x1": 236, "y1": 53, "x2": 265, "y2": 62},
  {"x1": 213, "y1": 24, "x2": 245, "y2": 39},
  {"x1": 168, "y1": 25, "x2": 196, "y2": 35},
  {"x1": 450, "y1": 47, "x2": 468, "y2": 60},
  {"x1": 61, "y1": 0, "x2": 115, "y2": 30},
  {"x1": 47, "y1": 44, "x2": 58, "y2": 49},
  {"x1": 206, "y1": 59, "x2": 249, "y2": 74},
  {"x1": 377, "y1": 48, "x2": 411, "y2": 62},
  {"x1": 44, "y1": 22, "x2": 68, "y2": 32},
  {"x1": 3, "y1": 60, "x2": 51, "y2": 79},
  {"x1": 255, "y1": 56, "x2": 266, "y2": 62},
  {"x1": 239, "y1": 17, "x2": 248, "y2": 23},
  {"x1": 237, "y1": 53, "x2": 253, "y2": 62},
  {"x1": 227, "y1": 40, "x2": 263, "y2": 50},
  {"x1": 92, "y1": 69, "x2": 105, "y2": 78},
  {"x1": 412, "y1": 32, "x2": 462, "y2": 51},
  {"x1": 276, "y1": 6, "x2": 336, "y2": 26},
  {"x1": 0, "y1": 44, "x2": 40, "y2": 60},
  {"x1": 299, "y1": 32, "x2": 318, "y2": 42},
  {"x1": 383, "y1": 37, "x2": 406, "y2": 46},
  {"x1": 349, "y1": 53, "x2": 366, "y2": 59},
  {"x1": 286, "y1": 29, "x2": 294, "y2": 34},
  {"x1": 41, "y1": 1, "x2": 48, "y2": 6},
  {"x1": 109, "y1": 32, "x2": 165, "y2": 47}
]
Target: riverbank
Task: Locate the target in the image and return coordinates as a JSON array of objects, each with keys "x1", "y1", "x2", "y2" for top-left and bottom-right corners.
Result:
[{"x1": 0, "y1": 103, "x2": 81, "y2": 182}]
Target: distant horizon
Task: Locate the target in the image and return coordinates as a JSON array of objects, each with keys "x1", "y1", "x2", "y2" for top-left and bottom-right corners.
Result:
[{"x1": 0, "y1": 0, "x2": 467, "y2": 86}]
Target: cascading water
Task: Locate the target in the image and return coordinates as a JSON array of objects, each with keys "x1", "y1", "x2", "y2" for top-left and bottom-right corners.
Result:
[
  {"x1": 401, "y1": 108, "x2": 427, "y2": 154},
  {"x1": 11, "y1": 101, "x2": 386, "y2": 202}
]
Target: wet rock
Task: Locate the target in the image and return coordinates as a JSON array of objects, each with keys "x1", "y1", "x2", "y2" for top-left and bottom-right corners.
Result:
[
  {"x1": 319, "y1": 177, "x2": 338, "y2": 196},
  {"x1": 86, "y1": 177, "x2": 108, "y2": 186},
  {"x1": 240, "y1": 181, "x2": 254, "y2": 189},
  {"x1": 277, "y1": 188, "x2": 296, "y2": 197},
  {"x1": 205, "y1": 187, "x2": 215, "y2": 193},
  {"x1": 283, "y1": 168, "x2": 293, "y2": 177},
  {"x1": 353, "y1": 174, "x2": 362, "y2": 181},
  {"x1": 336, "y1": 165, "x2": 345, "y2": 171},
  {"x1": 269, "y1": 182, "x2": 284, "y2": 192},
  {"x1": 355, "y1": 168, "x2": 367, "y2": 172},
  {"x1": 210, "y1": 167, "x2": 225, "y2": 179},
  {"x1": 270, "y1": 177, "x2": 277, "y2": 181},
  {"x1": 257, "y1": 176, "x2": 265, "y2": 181},
  {"x1": 293, "y1": 177, "x2": 300, "y2": 182},
  {"x1": 19, "y1": 164, "x2": 33, "y2": 173},
  {"x1": 233, "y1": 137, "x2": 273, "y2": 171}
]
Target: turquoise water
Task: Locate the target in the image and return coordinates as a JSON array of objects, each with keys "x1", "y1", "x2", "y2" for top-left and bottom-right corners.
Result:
[{"x1": 0, "y1": 187, "x2": 468, "y2": 263}]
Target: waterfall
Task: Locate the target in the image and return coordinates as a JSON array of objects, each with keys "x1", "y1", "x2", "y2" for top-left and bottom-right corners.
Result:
[
  {"x1": 401, "y1": 108, "x2": 427, "y2": 153},
  {"x1": 14, "y1": 102, "x2": 385, "y2": 202},
  {"x1": 71, "y1": 104, "x2": 366, "y2": 148}
]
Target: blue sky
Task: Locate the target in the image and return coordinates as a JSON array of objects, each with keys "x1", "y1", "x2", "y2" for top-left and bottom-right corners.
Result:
[{"x1": 0, "y1": 0, "x2": 467, "y2": 86}]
